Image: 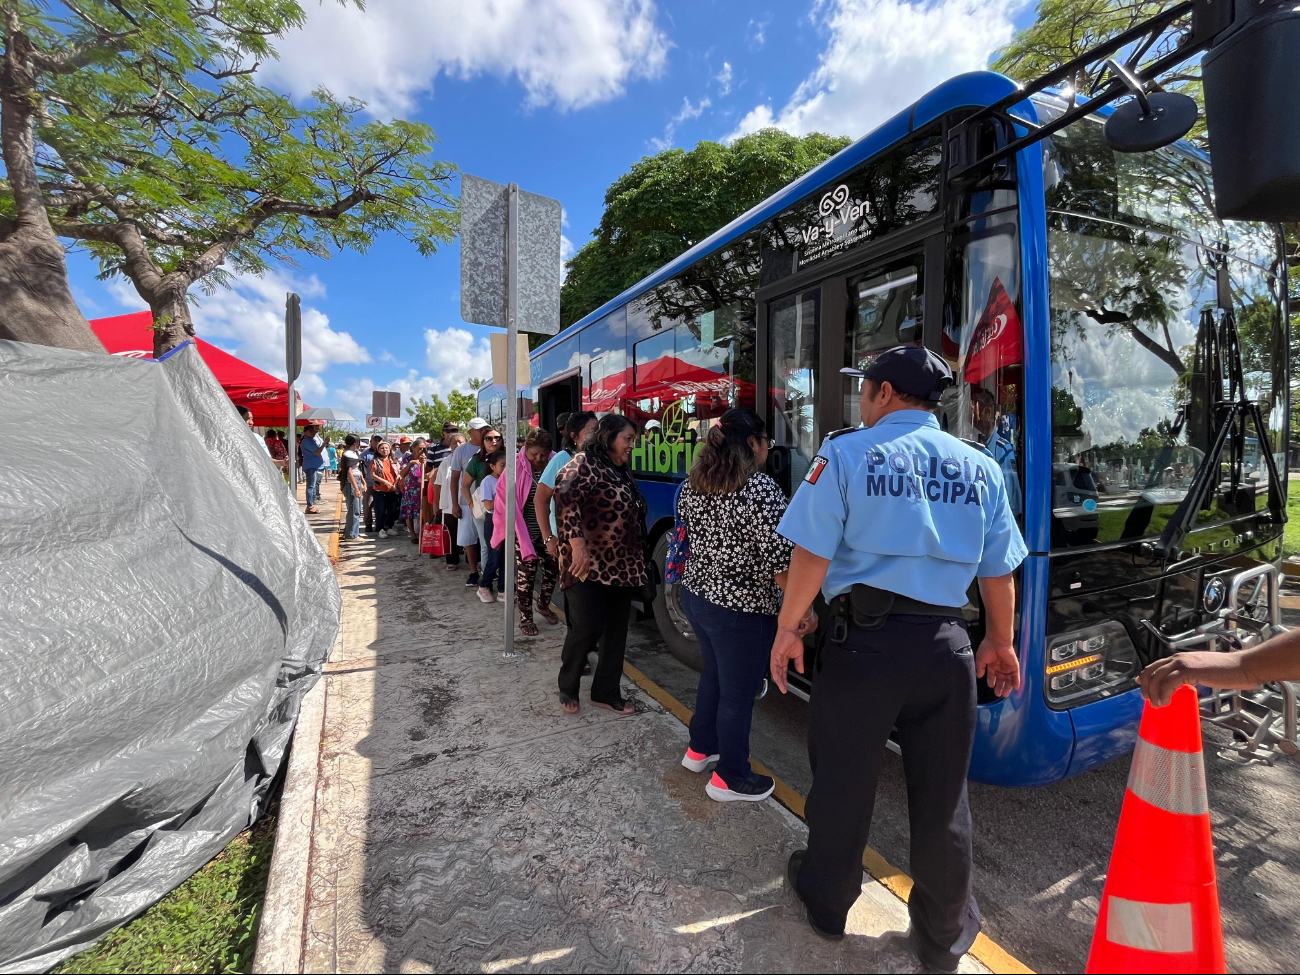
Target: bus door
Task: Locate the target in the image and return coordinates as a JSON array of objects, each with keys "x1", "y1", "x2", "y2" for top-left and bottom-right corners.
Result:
[
  {"x1": 763, "y1": 288, "x2": 822, "y2": 494},
  {"x1": 837, "y1": 249, "x2": 934, "y2": 428},
  {"x1": 536, "y1": 369, "x2": 581, "y2": 448},
  {"x1": 759, "y1": 240, "x2": 941, "y2": 495}
]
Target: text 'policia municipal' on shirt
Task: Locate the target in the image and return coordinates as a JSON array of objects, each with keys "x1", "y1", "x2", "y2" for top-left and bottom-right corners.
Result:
[{"x1": 778, "y1": 410, "x2": 1027, "y2": 607}]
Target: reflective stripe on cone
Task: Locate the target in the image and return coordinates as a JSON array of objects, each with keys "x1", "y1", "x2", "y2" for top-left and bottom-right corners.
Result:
[
  {"x1": 1126, "y1": 738, "x2": 1209, "y2": 817},
  {"x1": 1105, "y1": 897, "x2": 1194, "y2": 954}
]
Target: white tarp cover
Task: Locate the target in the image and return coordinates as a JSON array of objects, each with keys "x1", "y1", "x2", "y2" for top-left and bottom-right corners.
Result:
[{"x1": 0, "y1": 340, "x2": 339, "y2": 972}]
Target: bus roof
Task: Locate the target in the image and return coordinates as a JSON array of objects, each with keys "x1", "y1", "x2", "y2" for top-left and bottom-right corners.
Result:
[{"x1": 534, "y1": 69, "x2": 1021, "y2": 357}]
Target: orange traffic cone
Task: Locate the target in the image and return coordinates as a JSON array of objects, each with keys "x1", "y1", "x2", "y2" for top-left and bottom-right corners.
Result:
[{"x1": 1085, "y1": 684, "x2": 1224, "y2": 973}]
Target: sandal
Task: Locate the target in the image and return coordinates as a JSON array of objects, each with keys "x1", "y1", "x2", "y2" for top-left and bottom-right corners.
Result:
[
  {"x1": 560, "y1": 693, "x2": 579, "y2": 715},
  {"x1": 590, "y1": 696, "x2": 634, "y2": 715},
  {"x1": 537, "y1": 605, "x2": 560, "y2": 626},
  {"x1": 519, "y1": 619, "x2": 539, "y2": 636}
]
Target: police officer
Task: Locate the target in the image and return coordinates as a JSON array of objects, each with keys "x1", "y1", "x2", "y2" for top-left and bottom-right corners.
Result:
[{"x1": 772, "y1": 345, "x2": 1027, "y2": 972}]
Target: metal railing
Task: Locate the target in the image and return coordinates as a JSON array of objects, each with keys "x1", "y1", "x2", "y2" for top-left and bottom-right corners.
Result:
[{"x1": 1146, "y1": 563, "x2": 1296, "y2": 762}]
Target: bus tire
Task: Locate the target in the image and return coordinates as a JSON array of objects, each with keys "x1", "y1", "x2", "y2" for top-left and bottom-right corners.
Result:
[{"x1": 650, "y1": 532, "x2": 703, "y2": 671}]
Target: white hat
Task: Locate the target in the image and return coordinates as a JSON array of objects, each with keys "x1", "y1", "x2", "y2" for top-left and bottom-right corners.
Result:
[{"x1": 467, "y1": 417, "x2": 489, "y2": 430}]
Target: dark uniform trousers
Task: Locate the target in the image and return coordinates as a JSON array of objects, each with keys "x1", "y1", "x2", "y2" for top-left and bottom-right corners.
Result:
[{"x1": 797, "y1": 613, "x2": 981, "y2": 970}]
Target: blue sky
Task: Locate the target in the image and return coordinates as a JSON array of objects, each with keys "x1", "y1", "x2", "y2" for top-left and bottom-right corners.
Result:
[{"x1": 69, "y1": 0, "x2": 1038, "y2": 423}]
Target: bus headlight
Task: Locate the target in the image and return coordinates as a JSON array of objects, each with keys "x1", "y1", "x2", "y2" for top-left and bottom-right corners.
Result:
[{"x1": 1045, "y1": 621, "x2": 1137, "y2": 708}]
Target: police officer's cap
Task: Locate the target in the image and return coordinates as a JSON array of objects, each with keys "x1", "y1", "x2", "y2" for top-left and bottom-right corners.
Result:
[{"x1": 841, "y1": 345, "x2": 953, "y2": 402}]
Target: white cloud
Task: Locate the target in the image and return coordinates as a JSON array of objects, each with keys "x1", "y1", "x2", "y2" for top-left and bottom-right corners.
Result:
[
  {"x1": 729, "y1": 0, "x2": 1027, "y2": 141},
  {"x1": 104, "y1": 269, "x2": 370, "y2": 408},
  {"x1": 104, "y1": 277, "x2": 148, "y2": 311},
  {"x1": 186, "y1": 270, "x2": 369, "y2": 407},
  {"x1": 748, "y1": 18, "x2": 769, "y2": 49},
  {"x1": 650, "y1": 95, "x2": 711, "y2": 152},
  {"x1": 560, "y1": 208, "x2": 575, "y2": 281},
  {"x1": 716, "y1": 61, "x2": 733, "y2": 97},
  {"x1": 263, "y1": 0, "x2": 670, "y2": 116},
  {"x1": 560, "y1": 233, "x2": 575, "y2": 282},
  {"x1": 332, "y1": 326, "x2": 494, "y2": 424}
]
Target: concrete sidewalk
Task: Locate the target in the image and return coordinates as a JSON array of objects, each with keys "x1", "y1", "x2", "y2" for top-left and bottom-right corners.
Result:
[{"x1": 255, "y1": 518, "x2": 992, "y2": 973}]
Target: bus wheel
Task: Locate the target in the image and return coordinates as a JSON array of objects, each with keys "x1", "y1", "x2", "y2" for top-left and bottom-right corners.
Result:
[{"x1": 651, "y1": 533, "x2": 703, "y2": 671}]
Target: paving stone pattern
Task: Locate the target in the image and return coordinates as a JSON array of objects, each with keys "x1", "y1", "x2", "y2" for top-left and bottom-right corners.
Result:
[{"x1": 292, "y1": 531, "x2": 991, "y2": 974}]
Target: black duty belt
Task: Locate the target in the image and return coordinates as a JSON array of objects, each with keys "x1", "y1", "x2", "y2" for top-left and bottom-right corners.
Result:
[{"x1": 828, "y1": 584, "x2": 963, "y2": 642}]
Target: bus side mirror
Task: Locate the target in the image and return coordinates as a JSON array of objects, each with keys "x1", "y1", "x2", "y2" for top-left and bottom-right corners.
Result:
[{"x1": 1203, "y1": 4, "x2": 1300, "y2": 221}]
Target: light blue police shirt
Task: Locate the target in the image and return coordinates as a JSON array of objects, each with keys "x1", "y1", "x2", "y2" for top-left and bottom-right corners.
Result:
[{"x1": 778, "y1": 410, "x2": 1028, "y2": 607}]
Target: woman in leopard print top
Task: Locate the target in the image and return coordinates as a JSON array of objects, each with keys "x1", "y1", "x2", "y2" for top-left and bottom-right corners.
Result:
[
  {"x1": 675, "y1": 407, "x2": 815, "y2": 803},
  {"x1": 553, "y1": 414, "x2": 648, "y2": 716}
]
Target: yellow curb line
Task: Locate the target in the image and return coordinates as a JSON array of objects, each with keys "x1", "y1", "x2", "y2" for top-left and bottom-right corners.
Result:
[
  {"x1": 621, "y1": 661, "x2": 1034, "y2": 975},
  {"x1": 326, "y1": 490, "x2": 342, "y2": 562}
]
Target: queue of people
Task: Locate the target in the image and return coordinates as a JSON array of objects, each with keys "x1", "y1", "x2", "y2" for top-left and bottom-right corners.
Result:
[{"x1": 319, "y1": 346, "x2": 1028, "y2": 972}]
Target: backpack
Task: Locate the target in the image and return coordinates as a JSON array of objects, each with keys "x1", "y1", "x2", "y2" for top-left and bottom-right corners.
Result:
[{"x1": 663, "y1": 479, "x2": 690, "y2": 585}]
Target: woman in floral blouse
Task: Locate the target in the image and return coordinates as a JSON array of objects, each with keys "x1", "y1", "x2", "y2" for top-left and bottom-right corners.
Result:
[
  {"x1": 676, "y1": 407, "x2": 816, "y2": 803},
  {"x1": 553, "y1": 414, "x2": 648, "y2": 716}
]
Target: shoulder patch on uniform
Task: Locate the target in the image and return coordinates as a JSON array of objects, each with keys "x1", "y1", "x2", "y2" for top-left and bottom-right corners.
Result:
[
  {"x1": 826, "y1": 426, "x2": 858, "y2": 440},
  {"x1": 804, "y1": 455, "x2": 829, "y2": 484}
]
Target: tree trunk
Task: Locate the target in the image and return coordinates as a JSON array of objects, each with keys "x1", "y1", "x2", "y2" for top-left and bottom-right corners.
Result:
[
  {"x1": 0, "y1": 25, "x2": 104, "y2": 354},
  {"x1": 148, "y1": 275, "x2": 197, "y2": 357},
  {"x1": 0, "y1": 226, "x2": 104, "y2": 353}
]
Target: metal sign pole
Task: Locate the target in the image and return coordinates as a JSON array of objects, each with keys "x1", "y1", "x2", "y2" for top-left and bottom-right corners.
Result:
[
  {"x1": 285, "y1": 293, "x2": 302, "y2": 502},
  {"x1": 287, "y1": 380, "x2": 296, "y2": 493},
  {"x1": 503, "y1": 182, "x2": 519, "y2": 658}
]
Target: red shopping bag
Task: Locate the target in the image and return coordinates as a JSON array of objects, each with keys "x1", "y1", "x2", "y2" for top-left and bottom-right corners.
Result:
[{"x1": 421, "y1": 522, "x2": 449, "y2": 556}]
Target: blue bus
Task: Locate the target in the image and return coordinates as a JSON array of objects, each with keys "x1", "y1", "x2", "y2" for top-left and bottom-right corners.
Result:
[{"x1": 503, "y1": 70, "x2": 1289, "y2": 787}]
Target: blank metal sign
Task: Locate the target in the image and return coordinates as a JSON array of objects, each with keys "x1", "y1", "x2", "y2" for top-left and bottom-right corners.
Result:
[{"x1": 460, "y1": 173, "x2": 561, "y2": 335}]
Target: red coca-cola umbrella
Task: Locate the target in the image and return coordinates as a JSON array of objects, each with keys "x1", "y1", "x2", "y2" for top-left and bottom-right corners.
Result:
[
  {"x1": 89, "y1": 311, "x2": 306, "y2": 425},
  {"x1": 589, "y1": 354, "x2": 757, "y2": 416},
  {"x1": 962, "y1": 278, "x2": 1023, "y2": 385}
]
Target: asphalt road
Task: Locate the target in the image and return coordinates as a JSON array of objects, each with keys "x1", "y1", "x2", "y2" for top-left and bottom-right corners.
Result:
[{"x1": 622, "y1": 614, "x2": 1300, "y2": 974}]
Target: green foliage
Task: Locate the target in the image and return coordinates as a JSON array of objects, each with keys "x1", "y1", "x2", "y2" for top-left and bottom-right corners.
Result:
[
  {"x1": 403, "y1": 389, "x2": 478, "y2": 434},
  {"x1": 55, "y1": 814, "x2": 277, "y2": 974},
  {"x1": 1, "y1": 0, "x2": 456, "y2": 312},
  {"x1": 559, "y1": 128, "x2": 851, "y2": 327},
  {"x1": 993, "y1": 0, "x2": 1203, "y2": 131}
]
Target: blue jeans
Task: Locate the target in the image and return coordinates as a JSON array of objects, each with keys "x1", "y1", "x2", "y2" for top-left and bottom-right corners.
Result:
[
  {"x1": 304, "y1": 466, "x2": 323, "y2": 507},
  {"x1": 681, "y1": 587, "x2": 776, "y2": 787},
  {"x1": 479, "y1": 512, "x2": 503, "y2": 591},
  {"x1": 342, "y1": 482, "x2": 361, "y2": 538}
]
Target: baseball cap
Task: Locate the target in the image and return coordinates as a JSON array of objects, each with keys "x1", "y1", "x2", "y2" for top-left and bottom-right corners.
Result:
[
  {"x1": 442, "y1": 421, "x2": 459, "y2": 432},
  {"x1": 398, "y1": 435, "x2": 412, "y2": 444},
  {"x1": 841, "y1": 344, "x2": 953, "y2": 402},
  {"x1": 467, "y1": 417, "x2": 489, "y2": 430}
]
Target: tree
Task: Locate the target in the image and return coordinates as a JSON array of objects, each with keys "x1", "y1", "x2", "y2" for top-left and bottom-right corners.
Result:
[
  {"x1": 560, "y1": 128, "x2": 851, "y2": 328},
  {"x1": 402, "y1": 390, "x2": 477, "y2": 434},
  {"x1": 0, "y1": 0, "x2": 456, "y2": 355},
  {"x1": 999, "y1": 0, "x2": 1300, "y2": 446},
  {"x1": 993, "y1": 0, "x2": 1202, "y2": 136}
]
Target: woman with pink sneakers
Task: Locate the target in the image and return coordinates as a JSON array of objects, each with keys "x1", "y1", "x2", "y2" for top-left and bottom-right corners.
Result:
[{"x1": 675, "y1": 408, "x2": 816, "y2": 803}]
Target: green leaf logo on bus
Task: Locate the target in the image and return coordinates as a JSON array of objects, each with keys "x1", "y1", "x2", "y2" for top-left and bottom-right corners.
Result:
[{"x1": 630, "y1": 399, "x2": 703, "y2": 478}]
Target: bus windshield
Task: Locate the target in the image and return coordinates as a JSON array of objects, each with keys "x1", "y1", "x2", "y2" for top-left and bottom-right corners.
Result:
[{"x1": 1041, "y1": 108, "x2": 1285, "y2": 550}]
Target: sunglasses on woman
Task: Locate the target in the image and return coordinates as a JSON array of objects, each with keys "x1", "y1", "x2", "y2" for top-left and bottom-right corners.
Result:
[{"x1": 484, "y1": 434, "x2": 503, "y2": 443}]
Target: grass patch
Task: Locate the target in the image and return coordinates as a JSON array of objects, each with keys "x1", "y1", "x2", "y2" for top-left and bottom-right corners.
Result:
[
  {"x1": 55, "y1": 810, "x2": 277, "y2": 975},
  {"x1": 1286, "y1": 474, "x2": 1300, "y2": 559}
]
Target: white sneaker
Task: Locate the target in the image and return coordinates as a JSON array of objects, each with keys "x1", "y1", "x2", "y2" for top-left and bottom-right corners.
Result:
[
  {"x1": 477, "y1": 587, "x2": 494, "y2": 603},
  {"x1": 681, "y1": 747, "x2": 720, "y2": 773},
  {"x1": 378, "y1": 529, "x2": 389, "y2": 538}
]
